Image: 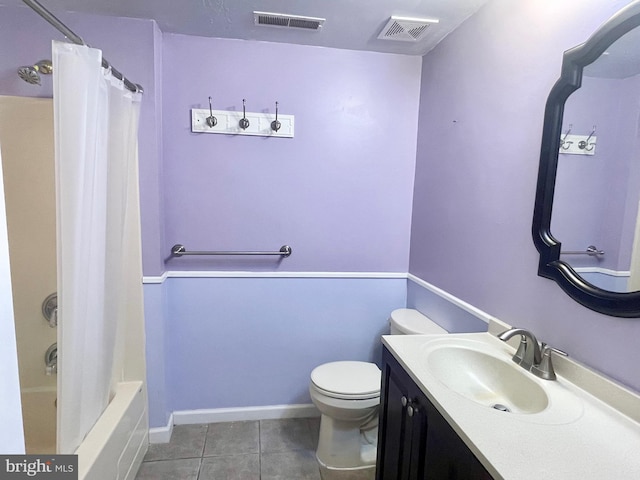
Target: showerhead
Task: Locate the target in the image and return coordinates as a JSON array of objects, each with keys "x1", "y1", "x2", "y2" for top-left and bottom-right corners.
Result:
[{"x1": 17, "y1": 59, "x2": 53, "y2": 85}]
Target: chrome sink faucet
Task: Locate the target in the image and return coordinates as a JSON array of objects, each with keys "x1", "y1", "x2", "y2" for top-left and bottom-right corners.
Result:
[{"x1": 498, "y1": 328, "x2": 567, "y2": 380}]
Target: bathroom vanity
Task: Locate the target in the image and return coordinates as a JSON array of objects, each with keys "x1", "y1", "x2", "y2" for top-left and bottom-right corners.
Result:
[
  {"x1": 375, "y1": 320, "x2": 640, "y2": 480},
  {"x1": 376, "y1": 347, "x2": 492, "y2": 479}
]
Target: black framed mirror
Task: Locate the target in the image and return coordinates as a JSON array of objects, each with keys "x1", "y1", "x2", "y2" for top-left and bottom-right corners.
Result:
[{"x1": 533, "y1": 1, "x2": 640, "y2": 317}]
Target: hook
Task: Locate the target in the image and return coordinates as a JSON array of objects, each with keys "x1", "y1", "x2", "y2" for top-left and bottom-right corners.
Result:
[
  {"x1": 271, "y1": 101, "x2": 281, "y2": 132},
  {"x1": 239, "y1": 99, "x2": 250, "y2": 130},
  {"x1": 579, "y1": 125, "x2": 596, "y2": 150},
  {"x1": 560, "y1": 124, "x2": 572, "y2": 150},
  {"x1": 206, "y1": 97, "x2": 217, "y2": 127}
]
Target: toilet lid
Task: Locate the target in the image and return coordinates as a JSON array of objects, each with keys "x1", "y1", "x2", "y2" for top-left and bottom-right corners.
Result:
[
  {"x1": 311, "y1": 361, "x2": 381, "y2": 397},
  {"x1": 390, "y1": 308, "x2": 447, "y2": 335}
]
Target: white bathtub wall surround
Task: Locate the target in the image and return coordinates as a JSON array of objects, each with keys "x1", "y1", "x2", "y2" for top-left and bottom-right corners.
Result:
[
  {"x1": 0, "y1": 95, "x2": 57, "y2": 454},
  {"x1": 0, "y1": 96, "x2": 57, "y2": 391},
  {"x1": 20, "y1": 387, "x2": 57, "y2": 454},
  {"x1": 382, "y1": 321, "x2": 640, "y2": 479}
]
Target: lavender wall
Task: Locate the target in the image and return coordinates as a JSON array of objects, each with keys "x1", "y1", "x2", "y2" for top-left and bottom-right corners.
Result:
[
  {"x1": 165, "y1": 277, "x2": 405, "y2": 413},
  {"x1": 149, "y1": 35, "x2": 422, "y2": 427},
  {"x1": 410, "y1": 0, "x2": 640, "y2": 392},
  {"x1": 161, "y1": 34, "x2": 420, "y2": 273},
  {"x1": 0, "y1": 6, "x2": 57, "y2": 99}
]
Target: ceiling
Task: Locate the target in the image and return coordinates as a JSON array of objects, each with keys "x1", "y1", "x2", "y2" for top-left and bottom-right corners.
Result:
[{"x1": 0, "y1": 0, "x2": 490, "y2": 56}]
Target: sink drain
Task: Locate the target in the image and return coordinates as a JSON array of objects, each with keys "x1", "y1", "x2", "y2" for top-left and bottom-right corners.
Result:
[{"x1": 491, "y1": 403, "x2": 511, "y2": 412}]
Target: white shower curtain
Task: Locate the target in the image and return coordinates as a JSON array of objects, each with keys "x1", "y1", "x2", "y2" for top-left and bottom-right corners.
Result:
[{"x1": 52, "y1": 41, "x2": 143, "y2": 454}]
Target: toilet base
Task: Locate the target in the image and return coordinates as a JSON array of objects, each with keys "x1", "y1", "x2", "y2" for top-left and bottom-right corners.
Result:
[{"x1": 317, "y1": 456, "x2": 376, "y2": 480}]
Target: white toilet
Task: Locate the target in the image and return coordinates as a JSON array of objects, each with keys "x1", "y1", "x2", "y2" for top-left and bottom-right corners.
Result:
[{"x1": 309, "y1": 308, "x2": 447, "y2": 480}]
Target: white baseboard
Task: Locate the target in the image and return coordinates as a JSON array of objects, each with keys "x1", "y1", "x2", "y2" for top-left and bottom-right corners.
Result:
[
  {"x1": 148, "y1": 413, "x2": 173, "y2": 444},
  {"x1": 149, "y1": 404, "x2": 319, "y2": 444},
  {"x1": 174, "y1": 403, "x2": 319, "y2": 426}
]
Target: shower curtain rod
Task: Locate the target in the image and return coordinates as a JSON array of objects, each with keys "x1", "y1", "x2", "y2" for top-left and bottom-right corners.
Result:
[{"x1": 22, "y1": 0, "x2": 144, "y2": 94}]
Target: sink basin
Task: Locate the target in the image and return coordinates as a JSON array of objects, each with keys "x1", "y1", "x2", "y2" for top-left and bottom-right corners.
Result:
[{"x1": 425, "y1": 342, "x2": 549, "y2": 414}]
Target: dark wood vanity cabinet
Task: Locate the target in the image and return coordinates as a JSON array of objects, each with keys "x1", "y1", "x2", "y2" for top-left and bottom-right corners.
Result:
[{"x1": 376, "y1": 347, "x2": 493, "y2": 480}]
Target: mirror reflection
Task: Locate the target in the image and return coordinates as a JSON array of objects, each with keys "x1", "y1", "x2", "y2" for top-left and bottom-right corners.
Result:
[{"x1": 551, "y1": 26, "x2": 640, "y2": 293}]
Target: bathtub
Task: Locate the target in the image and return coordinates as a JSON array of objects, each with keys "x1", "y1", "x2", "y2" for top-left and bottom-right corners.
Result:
[
  {"x1": 20, "y1": 386, "x2": 57, "y2": 454},
  {"x1": 21, "y1": 381, "x2": 148, "y2": 480},
  {"x1": 75, "y1": 381, "x2": 149, "y2": 480}
]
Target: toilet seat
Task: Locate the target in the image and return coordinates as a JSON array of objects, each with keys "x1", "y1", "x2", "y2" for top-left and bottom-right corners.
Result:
[{"x1": 310, "y1": 361, "x2": 381, "y2": 400}]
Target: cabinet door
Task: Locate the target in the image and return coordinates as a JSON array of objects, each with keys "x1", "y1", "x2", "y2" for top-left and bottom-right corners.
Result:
[
  {"x1": 406, "y1": 389, "x2": 430, "y2": 480},
  {"x1": 422, "y1": 391, "x2": 493, "y2": 479},
  {"x1": 376, "y1": 349, "x2": 415, "y2": 480},
  {"x1": 377, "y1": 347, "x2": 494, "y2": 480}
]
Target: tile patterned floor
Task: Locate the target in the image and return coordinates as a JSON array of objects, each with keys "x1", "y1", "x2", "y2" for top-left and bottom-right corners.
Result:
[{"x1": 135, "y1": 417, "x2": 321, "y2": 480}]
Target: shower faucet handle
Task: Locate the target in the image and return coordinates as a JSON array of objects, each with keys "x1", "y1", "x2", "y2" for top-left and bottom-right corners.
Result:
[
  {"x1": 44, "y1": 343, "x2": 57, "y2": 375},
  {"x1": 42, "y1": 293, "x2": 58, "y2": 328}
]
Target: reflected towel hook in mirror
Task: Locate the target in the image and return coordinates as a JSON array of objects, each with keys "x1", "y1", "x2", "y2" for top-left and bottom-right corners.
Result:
[
  {"x1": 239, "y1": 99, "x2": 250, "y2": 130},
  {"x1": 271, "y1": 101, "x2": 281, "y2": 132},
  {"x1": 579, "y1": 126, "x2": 596, "y2": 151},
  {"x1": 206, "y1": 96, "x2": 217, "y2": 127},
  {"x1": 560, "y1": 124, "x2": 573, "y2": 150}
]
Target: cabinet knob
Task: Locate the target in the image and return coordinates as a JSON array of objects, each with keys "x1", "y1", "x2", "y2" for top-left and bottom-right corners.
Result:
[{"x1": 401, "y1": 396, "x2": 408, "y2": 407}]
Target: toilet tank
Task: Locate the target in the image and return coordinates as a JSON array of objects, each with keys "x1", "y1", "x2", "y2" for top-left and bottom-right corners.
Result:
[{"x1": 389, "y1": 308, "x2": 447, "y2": 335}]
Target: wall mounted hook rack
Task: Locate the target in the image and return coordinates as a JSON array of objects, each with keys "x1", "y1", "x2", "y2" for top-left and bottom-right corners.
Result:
[
  {"x1": 559, "y1": 124, "x2": 597, "y2": 156},
  {"x1": 191, "y1": 99, "x2": 294, "y2": 138}
]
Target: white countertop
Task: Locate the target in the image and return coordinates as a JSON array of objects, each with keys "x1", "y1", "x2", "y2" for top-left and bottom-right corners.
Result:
[{"x1": 382, "y1": 328, "x2": 640, "y2": 480}]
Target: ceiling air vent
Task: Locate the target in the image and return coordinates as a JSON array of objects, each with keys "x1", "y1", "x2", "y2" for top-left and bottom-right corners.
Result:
[
  {"x1": 254, "y1": 11, "x2": 325, "y2": 31},
  {"x1": 378, "y1": 16, "x2": 439, "y2": 42}
]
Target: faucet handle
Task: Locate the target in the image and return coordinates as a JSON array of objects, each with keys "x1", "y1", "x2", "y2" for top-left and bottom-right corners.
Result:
[
  {"x1": 531, "y1": 343, "x2": 568, "y2": 381},
  {"x1": 498, "y1": 328, "x2": 540, "y2": 369},
  {"x1": 512, "y1": 334, "x2": 528, "y2": 365}
]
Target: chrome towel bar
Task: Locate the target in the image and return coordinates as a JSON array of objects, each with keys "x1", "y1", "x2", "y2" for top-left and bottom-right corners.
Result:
[
  {"x1": 561, "y1": 245, "x2": 604, "y2": 257},
  {"x1": 171, "y1": 244, "x2": 292, "y2": 258}
]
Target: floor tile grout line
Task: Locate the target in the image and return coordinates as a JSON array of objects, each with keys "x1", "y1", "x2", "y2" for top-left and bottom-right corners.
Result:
[
  {"x1": 258, "y1": 420, "x2": 262, "y2": 480},
  {"x1": 194, "y1": 424, "x2": 205, "y2": 480}
]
